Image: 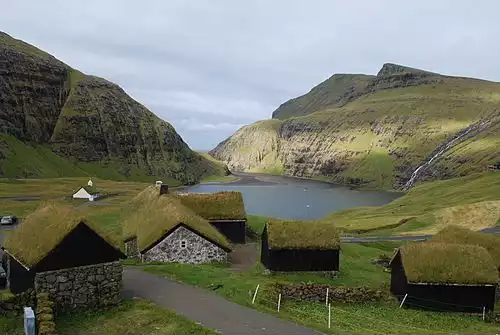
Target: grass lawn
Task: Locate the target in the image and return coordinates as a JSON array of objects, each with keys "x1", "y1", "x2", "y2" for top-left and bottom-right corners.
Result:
[
  {"x1": 56, "y1": 298, "x2": 215, "y2": 334},
  {"x1": 0, "y1": 314, "x2": 23, "y2": 335}
]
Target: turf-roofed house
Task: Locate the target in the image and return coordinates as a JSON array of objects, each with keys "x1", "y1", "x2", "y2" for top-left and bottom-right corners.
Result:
[
  {"x1": 261, "y1": 219, "x2": 340, "y2": 271},
  {"x1": 123, "y1": 186, "x2": 231, "y2": 264},
  {"x1": 179, "y1": 191, "x2": 247, "y2": 243},
  {"x1": 1, "y1": 204, "x2": 125, "y2": 311},
  {"x1": 431, "y1": 225, "x2": 500, "y2": 271},
  {"x1": 389, "y1": 243, "x2": 498, "y2": 312}
]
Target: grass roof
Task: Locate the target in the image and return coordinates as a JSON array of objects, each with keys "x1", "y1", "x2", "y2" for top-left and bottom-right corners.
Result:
[
  {"x1": 400, "y1": 243, "x2": 498, "y2": 285},
  {"x1": 178, "y1": 192, "x2": 246, "y2": 220},
  {"x1": 122, "y1": 186, "x2": 231, "y2": 252},
  {"x1": 430, "y1": 225, "x2": 500, "y2": 270},
  {"x1": 3, "y1": 203, "x2": 119, "y2": 268},
  {"x1": 266, "y1": 219, "x2": 339, "y2": 249}
]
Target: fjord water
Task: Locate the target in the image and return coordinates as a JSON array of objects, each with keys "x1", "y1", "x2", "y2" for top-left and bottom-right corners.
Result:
[{"x1": 183, "y1": 174, "x2": 402, "y2": 220}]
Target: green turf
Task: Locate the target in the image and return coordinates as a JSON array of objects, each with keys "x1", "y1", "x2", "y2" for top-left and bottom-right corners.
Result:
[{"x1": 55, "y1": 298, "x2": 215, "y2": 334}]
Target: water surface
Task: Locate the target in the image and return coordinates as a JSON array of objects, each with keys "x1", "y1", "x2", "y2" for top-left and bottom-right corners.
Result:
[{"x1": 181, "y1": 173, "x2": 402, "y2": 220}]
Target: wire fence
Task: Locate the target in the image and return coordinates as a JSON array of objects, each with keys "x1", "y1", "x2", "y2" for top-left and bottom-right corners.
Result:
[{"x1": 250, "y1": 285, "x2": 492, "y2": 334}]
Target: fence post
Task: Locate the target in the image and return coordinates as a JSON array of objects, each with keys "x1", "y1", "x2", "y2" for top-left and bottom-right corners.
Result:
[
  {"x1": 399, "y1": 294, "x2": 408, "y2": 308},
  {"x1": 482, "y1": 306, "x2": 486, "y2": 321},
  {"x1": 328, "y1": 303, "x2": 331, "y2": 329},
  {"x1": 24, "y1": 307, "x2": 35, "y2": 335},
  {"x1": 325, "y1": 287, "x2": 329, "y2": 307},
  {"x1": 277, "y1": 293, "x2": 281, "y2": 312},
  {"x1": 252, "y1": 284, "x2": 260, "y2": 304}
]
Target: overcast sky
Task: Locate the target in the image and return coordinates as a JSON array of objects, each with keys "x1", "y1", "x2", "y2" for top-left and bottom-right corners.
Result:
[{"x1": 2, "y1": 1, "x2": 500, "y2": 150}]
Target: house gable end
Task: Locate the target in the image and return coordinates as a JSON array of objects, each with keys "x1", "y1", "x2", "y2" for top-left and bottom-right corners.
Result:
[
  {"x1": 34, "y1": 222, "x2": 125, "y2": 271},
  {"x1": 142, "y1": 225, "x2": 227, "y2": 264}
]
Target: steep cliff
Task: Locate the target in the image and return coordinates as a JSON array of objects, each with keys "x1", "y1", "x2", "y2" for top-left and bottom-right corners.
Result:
[
  {"x1": 211, "y1": 64, "x2": 500, "y2": 189},
  {"x1": 0, "y1": 32, "x2": 224, "y2": 183}
]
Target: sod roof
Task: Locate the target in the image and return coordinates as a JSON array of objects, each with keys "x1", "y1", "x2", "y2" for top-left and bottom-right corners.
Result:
[
  {"x1": 430, "y1": 225, "x2": 500, "y2": 270},
  {"x1": 179, "y1": 192, "x2": 246, "y2": 220},
  {"x1": 266, "y1": 219, "x2": 340, "y2": 249},
  {"x1": 3, "y1": 203, "x2": 120, "y2": 268},
  {"x1": 400, "y1": 243, "x2": 498, "y2": 285},
  {"x1": 122, "y1": 186, "x2": 231, "y2": 252}
]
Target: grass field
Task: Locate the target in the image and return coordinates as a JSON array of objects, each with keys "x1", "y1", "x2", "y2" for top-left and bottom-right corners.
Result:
[
  {"x1": 56, "y1": 298, "x2": 215, "y2": 334},
  {"x1": 0, "y1": 298, "x2": 215, "y2": 335},
  {"x1": 324, "y1": 172, "x2": 500, "y2": 234}
]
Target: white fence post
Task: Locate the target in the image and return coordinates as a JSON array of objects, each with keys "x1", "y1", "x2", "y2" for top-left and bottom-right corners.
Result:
[
  {"x1": 328, "y1": 303, "x2": 331, "y2": 329},
  {"x1": 252, "y1": 284, "x2": 260, "y2": 304},
  {"x1": 482, "y1": 306, "x2": 486, "y2": 321},
  {"x1": 399, "y1": 294, "x2": 408, "y2": 308},
  {"x1": 325, "y1": 287, "x2": 329, "y2": 307},
  {"x1": 23, "y1": 307, "x2": 35, "y2": 335},
  {"x1": 277, "y1": 294, "x2": 281, "y2": 312}
]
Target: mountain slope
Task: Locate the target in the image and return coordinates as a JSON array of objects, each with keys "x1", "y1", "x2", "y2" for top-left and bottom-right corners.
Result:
[
  {"x1": 0, "y1": 32, "x2": 225, "y2": 183},
  {"x1": 211, "y1": 64, "x2": 500, "y2": 189}
]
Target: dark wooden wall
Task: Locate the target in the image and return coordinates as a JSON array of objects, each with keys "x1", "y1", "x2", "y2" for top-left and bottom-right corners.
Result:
[{"x1": 210, "y1": 220, "x2": 246, "y2": 244}]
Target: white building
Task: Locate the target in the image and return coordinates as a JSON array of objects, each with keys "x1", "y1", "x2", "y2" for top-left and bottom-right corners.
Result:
[{"x1": 72, "y1": 187, "x2": 99, "y2": 201}]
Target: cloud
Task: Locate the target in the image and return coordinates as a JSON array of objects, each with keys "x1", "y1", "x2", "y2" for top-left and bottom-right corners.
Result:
[
  {"x1": 3, "y1": 0, "x2": 500, "y2": 150},
  {"x1": 178, "y1": 118, "x2": 244, "y2": 131}
]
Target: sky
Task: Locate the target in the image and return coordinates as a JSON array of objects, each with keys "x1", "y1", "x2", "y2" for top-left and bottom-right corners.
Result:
[{"x1": 2, "y1": 1, "x2": 500, "y2": 150}]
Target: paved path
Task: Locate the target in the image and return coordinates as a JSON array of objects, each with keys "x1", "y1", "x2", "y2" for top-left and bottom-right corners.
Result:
[{"x1": 122, "y1": 268, "x2": 323, "y2": 335}]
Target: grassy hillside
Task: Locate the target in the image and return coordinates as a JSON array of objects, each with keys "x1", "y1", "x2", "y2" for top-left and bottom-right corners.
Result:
[
  {"x1": 0, "y1": 31, "x2": 225, "y2": 184},
  {"x1": 323, "y1": 171, "x2": 500, "y2": 234},
  {"x1": 212, "y1": 64, "x2": 500, "y2": 190}
]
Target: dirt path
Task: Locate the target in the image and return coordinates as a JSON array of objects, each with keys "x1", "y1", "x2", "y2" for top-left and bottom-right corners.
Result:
[
  {"x1": 122, "y1": 268, "x2": 323, "y2": 335},
  {"x1": 228, "y1": 243, "x2": 259, "y2": 272}
]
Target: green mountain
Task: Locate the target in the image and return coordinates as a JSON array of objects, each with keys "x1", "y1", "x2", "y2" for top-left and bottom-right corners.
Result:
[
  {"x1": 0, "y1": 32, "x2": 226, "y2": 184},
  {"x1": 211, "y1": 63, "x2": 500, "y2": 190}
]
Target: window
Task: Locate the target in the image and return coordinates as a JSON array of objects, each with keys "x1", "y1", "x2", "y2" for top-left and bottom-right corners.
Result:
[{"x1": 180, "y1": 240, "x2": 187, "y2": 249}]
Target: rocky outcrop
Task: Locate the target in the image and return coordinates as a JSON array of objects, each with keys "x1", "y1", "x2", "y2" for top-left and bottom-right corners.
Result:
[
  {"x1": 212, "y1": 64, "x2": 500, "y2": 190},
  {"x1": 0, "y1": 31, "x2": 224, "y2": 183}
]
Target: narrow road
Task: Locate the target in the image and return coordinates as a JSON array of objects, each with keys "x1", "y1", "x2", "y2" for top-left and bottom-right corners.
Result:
[{"x1": 122, "y1": 268, "x2": 324, "y2": 335}]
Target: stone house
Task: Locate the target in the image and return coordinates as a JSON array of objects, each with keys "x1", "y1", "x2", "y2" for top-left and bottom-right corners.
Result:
[
  {"x1": 1, "y1": 204, "x2": 125, "y2": 312},
  {"x1": 179, "y1": 191, "x2": 247, "y2": 243},
  {"x1": 123, "y1": 186, "x2": 231, "y2": 264}
]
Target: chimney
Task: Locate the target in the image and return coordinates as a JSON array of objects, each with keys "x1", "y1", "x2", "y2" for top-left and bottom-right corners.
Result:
[{"x1": 159, "y1": 184, "x2": 169, "y2": 195}]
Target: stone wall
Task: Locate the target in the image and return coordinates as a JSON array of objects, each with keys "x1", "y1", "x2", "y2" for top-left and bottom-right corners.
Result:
[
  {"x1": 277, "y1": 283, "x2": 388, "y2": 303},
  {"x1": 34, "y1": 261, "x2": 122, "y2": 313},
  {"x1": 124, "y1": 237, "x2": 139, "y2": 258},
  {"x1": 142, "y1": 226, "x2": 227, "y2": 264}
]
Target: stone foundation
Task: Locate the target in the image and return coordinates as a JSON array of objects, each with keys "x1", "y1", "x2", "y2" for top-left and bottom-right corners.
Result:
[{"x1": 34, "y1": 261, "x2": 122, "y2": 313}]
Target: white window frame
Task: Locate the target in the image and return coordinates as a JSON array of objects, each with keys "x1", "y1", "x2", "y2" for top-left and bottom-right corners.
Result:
[{"x1": 180, "y1": 240, "x2": 187, "y2": 249}]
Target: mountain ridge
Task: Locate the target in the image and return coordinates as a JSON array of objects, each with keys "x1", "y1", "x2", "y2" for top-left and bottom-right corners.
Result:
[
  {"x1": 0, "y1": 31, "x2": 226, "y2": 183},
  {"x1": 212, "y1": 63, "x2": 500, "y2": 190}
]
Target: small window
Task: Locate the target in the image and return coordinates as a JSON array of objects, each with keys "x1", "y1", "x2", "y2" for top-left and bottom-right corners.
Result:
[{"x1": 180, "y1": 240, "x2": 187, "y2": 249}]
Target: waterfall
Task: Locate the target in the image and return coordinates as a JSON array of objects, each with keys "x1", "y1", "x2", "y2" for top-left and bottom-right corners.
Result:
[{"x1": 403, "y1": 121, "x2": 488, "y2": 190}]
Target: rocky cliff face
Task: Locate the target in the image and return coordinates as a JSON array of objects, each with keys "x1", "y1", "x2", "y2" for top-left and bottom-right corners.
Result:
[
  {"x1": 212, "y1": 64, "x2": 500, "y2": 189},
  {"x1": 0, "y1": 32, "x2": 223, "y2": 183}
]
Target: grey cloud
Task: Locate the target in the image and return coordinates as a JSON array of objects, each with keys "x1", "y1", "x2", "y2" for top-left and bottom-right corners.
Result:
[{"x1": 3, "y1": 0, "x2": 500, "y2": 150}]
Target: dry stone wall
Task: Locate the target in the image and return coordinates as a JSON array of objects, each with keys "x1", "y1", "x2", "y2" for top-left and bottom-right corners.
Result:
[
  {"x1": 142, "y1": 226, "x2": 227, "y2": 264},
  {"x1": 277, "y1": 283, "x2": 388, "y2": 303},
  {"x1": 124, "y1": 237, "x2": 139, "y2": 258},
  {"x1": 34, "y1": 261, "x2": 122, "y2": 313}
]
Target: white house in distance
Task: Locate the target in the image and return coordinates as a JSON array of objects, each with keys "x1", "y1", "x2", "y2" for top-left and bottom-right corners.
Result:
[{"x1": 72, "y1": 179, "x2": 100, "y2": 201}]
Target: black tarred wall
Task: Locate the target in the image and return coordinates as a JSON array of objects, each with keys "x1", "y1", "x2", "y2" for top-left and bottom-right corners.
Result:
[
  {"x1": 390, "y1": 252, "x2": 408, "y2": 297},
  {"x1": 261, "y1": 226, "x2": 339, "y2": 271},
  {"x1": 210, "y1": 220, "x2": 246, "y2": 244},
  {"x1": 405, "y1": 283, "x2": 497, "y2": 312},
  {"x1": 7, "y1": 257, "x2": 34, "y2": 294}
]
